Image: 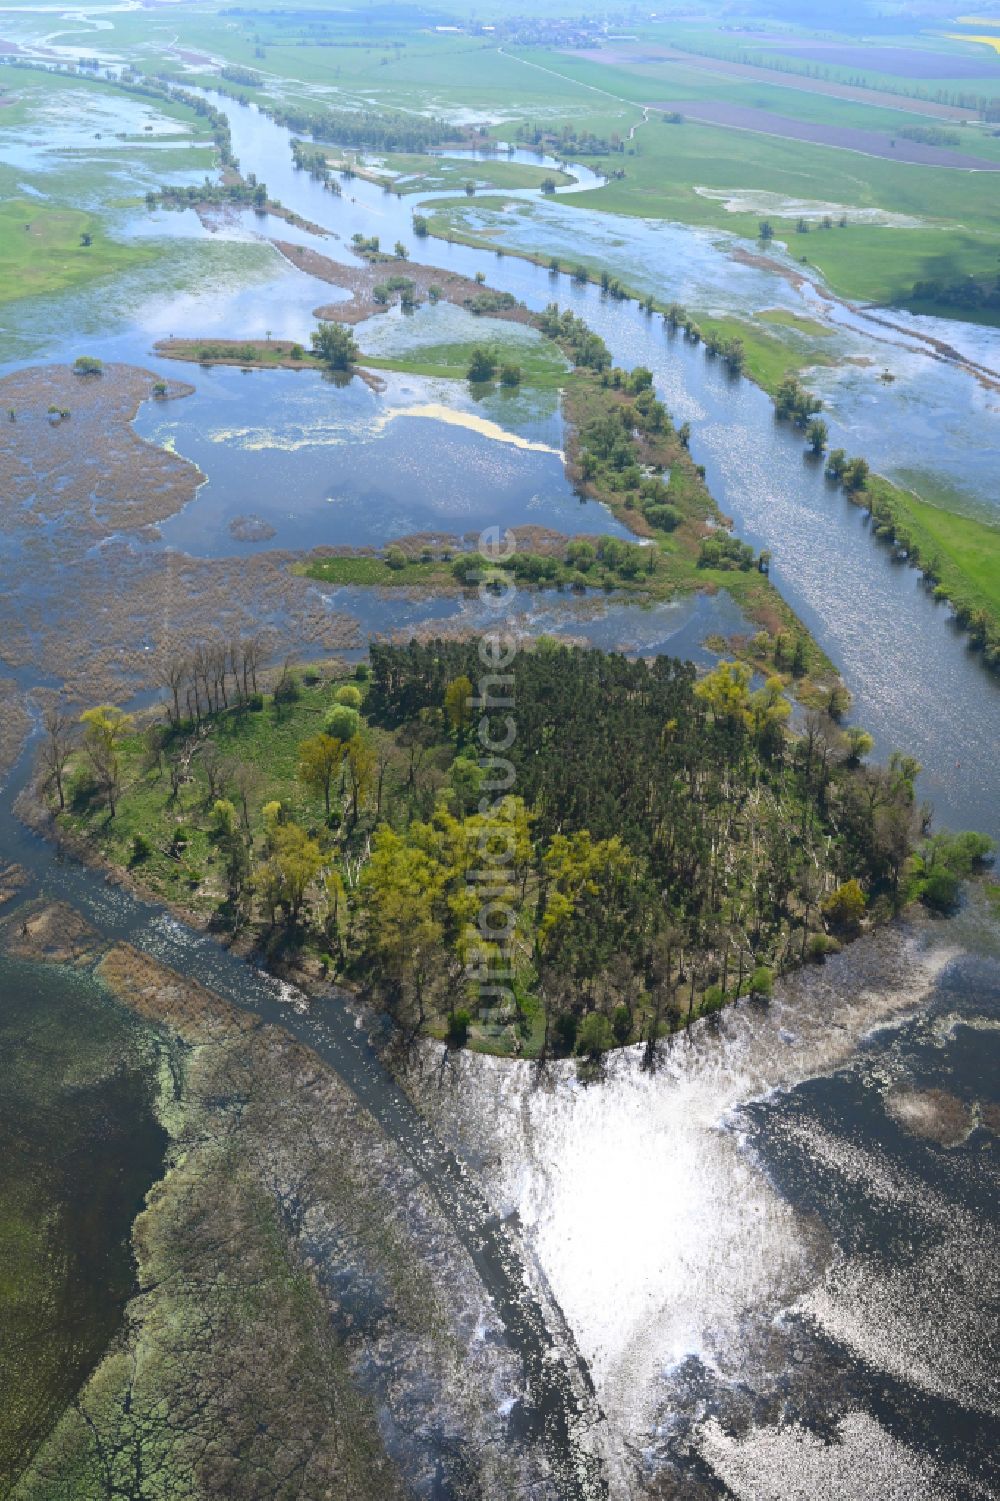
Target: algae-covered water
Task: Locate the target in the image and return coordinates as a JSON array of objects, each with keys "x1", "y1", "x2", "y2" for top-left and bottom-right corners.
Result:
[{"x1": 0, "y1": 950, "x2": 166, "y2": 1492}]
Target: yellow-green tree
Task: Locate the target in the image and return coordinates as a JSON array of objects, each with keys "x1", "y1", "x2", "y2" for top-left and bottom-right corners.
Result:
[
  {"x1": 823, "y1": 878, "x2": 866, "y2": 931},
  {"x1": 345, "y1": 735, "x2": 375, "y2": 827},
  {"x1": 298, "y1": 733, "x2": 345, "y2": 817},
  {"x1": 360, "y1": 827, "x2": 445, "y2": 1019},
  {"x1": 694, "y1": 661, "x2": 752, "y2": 729},
  {"x1": 444, "y1": 675, "x2": 473, "y2": 740},
  {"x1": 255, "y1": 821, "x2": 323, "y2": 927},
  {"x1": 80, "y1": 704, "x2": 134, "y2": 816}
]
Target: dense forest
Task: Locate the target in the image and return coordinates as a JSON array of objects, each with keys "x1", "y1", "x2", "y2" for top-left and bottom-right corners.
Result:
[
  {"x1": 270, "y1": 101, "x2": 458, "y2": 153},
  {"x1": 46, "y1": 641, "x2": 989, "y2": 1061}
]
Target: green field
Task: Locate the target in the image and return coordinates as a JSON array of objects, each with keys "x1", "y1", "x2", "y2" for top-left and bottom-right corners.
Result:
[
  {"x1": 0, "y1": 198, "x2": 156, "y2": 306},
  {"x1": 363, "y1": 336, "x2": 570, "y2": 386}
]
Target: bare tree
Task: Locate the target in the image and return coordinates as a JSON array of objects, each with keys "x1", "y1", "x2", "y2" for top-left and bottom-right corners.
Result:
[
  {"x1": 160, "y1": 652, "x2": 188, "y2": 727},
  {"x1": 201, "y1": 742, "x2": 227, "y2": 802},
  {"x1": 39, "y1": 705, "x2": 76, "y2": 810}
]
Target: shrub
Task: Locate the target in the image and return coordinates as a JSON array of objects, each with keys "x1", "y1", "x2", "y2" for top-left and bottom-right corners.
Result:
[
  {"x1": 553, "y1": 1012, "x2": 578, "y2": 1056},
  {"x1": 823, "y1": 878, "x2": 866, "y2": 930},
  {"x1": 921, "y1": 868, "x2": 961, "y2": 914},
  {"x1": 273, "y1": 670, "x2": 300, "y2": 707},
  {"x1": 335, "y1": 683, "x2": 363, "y2": 707},
  {"x1": 750, "y1": 966, "x2": 773, "y2": 998},
  {"x1": 467, "y1": 345, "x2": 496, "y2": 382},
  {"x1": 701, "y1": 984, "x2": 725, "y2": 1014},
  {"x1": 577, "y1": 1011, "x2": 613, "y2": 1057},
  {"x1": 447, "y1": 1008, "x2": 471, "y2": 1047},
  {"x1": 643, "y1": 502, "x2": 682, "y2": 531},
  {"x1": 385, "y1": 545, "x2": 407, "y2": 571},
  {"x1": 611, "y1": 1004, "x2": 632, "y2": 1044},
  {"x1": 499, "y1": 363, "x2": 521, "y2": 387},
  {"x1": 131, "y1": 832, "x2": 152, "y2": 863}
]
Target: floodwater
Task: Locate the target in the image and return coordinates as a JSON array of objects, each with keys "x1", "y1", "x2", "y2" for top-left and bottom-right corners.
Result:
[
  {"x1": 412, "y1": 900, "x2": 1000, "y2": 1498},
  {"x1": 1, "y1": 71, "x2": 999, "y2": 1501},
  {"x1": 3, "y1": 79, "x2": 992, "y2": 829}
]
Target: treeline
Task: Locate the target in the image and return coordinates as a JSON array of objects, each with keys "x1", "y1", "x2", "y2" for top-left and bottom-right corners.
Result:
[
  {"x1": 515, "y1": 120, "x2": 625, "y2": 155},
  {"x1": 909, "y1": 273, "x2": 1000, "y2": 314},
  {"x1": 148, "y1": 179, "x2": 269, "y2": 209},
  {"x1": 270, "y1": 101, "x2": 457, "y2": 152},
  {"x1": 220, "y1": 64, "x2": 261, "y2": 87}
]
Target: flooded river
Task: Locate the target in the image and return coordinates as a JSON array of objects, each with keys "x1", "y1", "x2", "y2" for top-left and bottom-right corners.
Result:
[{"x1": 0, "y1": 74, "x2": 997, "y2": 1500}]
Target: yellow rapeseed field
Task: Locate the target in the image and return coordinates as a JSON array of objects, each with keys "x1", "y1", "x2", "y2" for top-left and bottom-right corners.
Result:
[{"x1": 947, "y1": 22, "x2": 1000, "y2": 49}]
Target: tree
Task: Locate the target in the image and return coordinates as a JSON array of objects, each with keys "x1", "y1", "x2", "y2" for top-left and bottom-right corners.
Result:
[
  {"x1": 72, "y1": 355, "x2": 103, "y2": 376},
  {"x1": 360, "y1": 826, "x2": 445, "y2": 1018},
  {"x1": 310, "y1": 321, "x2": 358, "y2": 370},
  {"x1": 447, "y1": 1008, "x2": 471, "y2": 1046},
  {"x1": 823, "y1": 878, "x2": 866, "y2": 931},
  {"x1": 345, "y1": 734, "x2": 375, "y2": 827},
  {"x1": 844, "y1": 726, "x2": 874, "y2": 766},
  {"x1": 826, "y1": 448, "x2": 848, "y2": 481},
  {"x1": 80, "y1": 705, "x2": 133, "y2": 816},
  {"x1": 444, "y1": 675, "x2": 473, "y2": 739},
  {"x1": 694, "y1": 661, "x2": 752, "y2": 729},
  {"x1": 327, "y1": 703, "x2": 361, "y2": 742},
  {"x1": 466, "y1": 345, "x2": 496, "y2": 382},
  {"x1": 393, "y1": 239, "x2": 408, "y2": 259},
  {"x1": 577, "y1": 1011, "x2": 613, "y2": 1057},
  {"x1": 806, "y1": 418, "x2": 828, "y2": 454},
  {"x1": 255, "y1": 821, "x2": 322, "y2": 928},
  {"x1": 39, "y1": 705, "x2": 76, "y2": 810},
  {"x1": 540, "y1": 176, "x2": 557, "y2": 194},
  {"x1": 212, "y1": 797, "x2": 237, "y2": 836},
  {"x1": 298, "y1": 732, "x2": 345, "y2": 817},
  {"x1": 758, "y1": 219, "x2": 774, "y2": 241},
  {"x1": 499, "y1": 363, "x2": 521, "y2": 387},
  {"x1": 843, "y1": 456, "x2": 869, "y2": 492}
]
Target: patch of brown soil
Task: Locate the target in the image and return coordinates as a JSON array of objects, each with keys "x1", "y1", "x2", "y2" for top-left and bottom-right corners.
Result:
[
  {"x1": 730, "y1": 245, "x2": 820, "y2": 295},
  {"x1": 0, "y1": 363, "x2": 200, "y2": 540},
  {"x1": 0, "y1": 862, "x2": 28, "y2": 908},
  {"x1": 98, "y1": 943, "x2": 259, "y2": 1043},
  {"x1": 3, "y1": 899, "x2": 102, "y2": 966}
]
